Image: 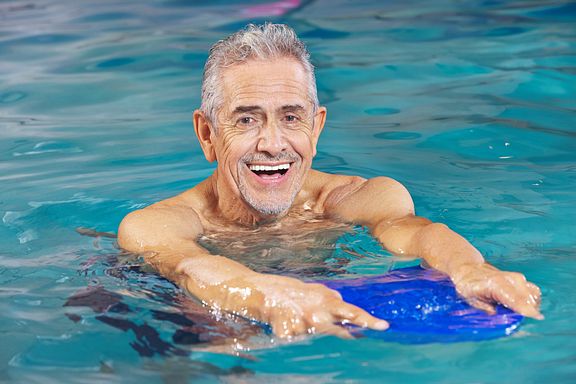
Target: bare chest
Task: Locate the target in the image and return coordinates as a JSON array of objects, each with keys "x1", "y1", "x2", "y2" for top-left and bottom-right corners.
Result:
[{"x1": 197, "y1": 213, "x2": 352, "y2": 277}]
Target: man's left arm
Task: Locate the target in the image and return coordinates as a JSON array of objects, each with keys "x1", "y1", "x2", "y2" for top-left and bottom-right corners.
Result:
[{"x1": 326, "y1": 176, "x2": 543, "y2": 319}]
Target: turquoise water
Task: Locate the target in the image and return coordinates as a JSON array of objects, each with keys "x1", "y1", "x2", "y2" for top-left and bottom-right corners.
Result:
[{"x1": 1, "y1": 0, "x2": 575, "y2": 382}]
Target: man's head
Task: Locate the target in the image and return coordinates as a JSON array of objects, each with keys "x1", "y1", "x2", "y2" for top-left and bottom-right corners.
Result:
[
  {"x1": 200, "y1": 23, "x2": 319, "y2": 127},
  {"x1": 194, "y1": 24, "x2": 326, "y2": 219}
]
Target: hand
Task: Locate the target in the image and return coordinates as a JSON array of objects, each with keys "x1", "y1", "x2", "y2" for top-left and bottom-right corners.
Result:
[
  {"x1": 240, "y1": 274, "x2": 389, "y2": 339},
  {"x1": 453, "y1": 264, "x2": 543, "y2": 319}
]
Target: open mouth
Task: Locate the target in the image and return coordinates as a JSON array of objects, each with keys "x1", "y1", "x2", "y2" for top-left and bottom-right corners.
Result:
[{"x1": 248, "y1": 163, "x2": 291, "y2": 178}]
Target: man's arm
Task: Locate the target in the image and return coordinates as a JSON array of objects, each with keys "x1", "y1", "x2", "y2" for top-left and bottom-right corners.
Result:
[
  {"x1": 117, "y1": 201, "x2": 389, "y2": 339},
  {"x1": 327, "y1": 176, "x2": 543, "y2": 319}
]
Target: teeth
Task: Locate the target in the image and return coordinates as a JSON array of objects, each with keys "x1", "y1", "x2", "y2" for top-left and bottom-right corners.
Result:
[{"x1": 248, "y1": 163, "x2": 290, "y2": 172}]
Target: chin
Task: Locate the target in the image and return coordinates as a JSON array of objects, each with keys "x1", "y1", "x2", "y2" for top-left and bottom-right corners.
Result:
[
  {"x1": 252, "y1": 202, "x2": 291, "y2": 217},
  {"x1": 246, "y1": 195, "x2": 293, "y2": 216},
  {"x1": 240, "y1": 188, "x2": 298, "y2": 218}
]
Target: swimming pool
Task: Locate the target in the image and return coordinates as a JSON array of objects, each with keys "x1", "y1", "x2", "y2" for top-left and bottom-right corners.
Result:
[{"x1": 1, "y1": 0, "x2": 575, "y2": 382}]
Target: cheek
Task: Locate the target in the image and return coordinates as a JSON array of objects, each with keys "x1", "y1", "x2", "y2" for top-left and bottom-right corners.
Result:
[
  {"x1": 217, "y1": 131, "x2": 257, "y2": 169},
  {"x1": 288, "y1": 130, "x2": 316, "y2": 158}
]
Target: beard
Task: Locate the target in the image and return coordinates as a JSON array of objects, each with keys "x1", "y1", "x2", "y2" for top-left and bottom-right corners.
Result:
[
  {"x1": 239, "y1": 184, "x2": 300, "y2": 216},
  {"x1": 237, "y1": 152, "x2": 302, "y2": 216}
]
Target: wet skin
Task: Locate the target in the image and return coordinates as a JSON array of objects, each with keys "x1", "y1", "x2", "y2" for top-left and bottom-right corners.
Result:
[
  {"x1": 118, "y1": 58, "x2": 542, "y2": 340},
  {"x1": 197, "y1": 210, "x2": 353, "y2": 278}
]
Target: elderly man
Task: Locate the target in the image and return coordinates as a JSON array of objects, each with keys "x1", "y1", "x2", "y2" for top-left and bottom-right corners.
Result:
[{"x1": 118, "y1": 23, "x2": 542, "y2": 339}]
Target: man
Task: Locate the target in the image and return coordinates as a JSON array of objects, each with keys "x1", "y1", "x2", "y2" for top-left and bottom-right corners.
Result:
[{"x1": 118, "y1": 23, "x2": 542, "y2": 339}]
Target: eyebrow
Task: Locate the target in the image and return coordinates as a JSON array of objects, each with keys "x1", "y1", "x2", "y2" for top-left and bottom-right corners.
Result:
[
  {"x1": 232, "y1": 105, "x2": 263, "y2": 114},
  {"x1": 231, "y1": 104, "x2": 307, "y2": 115},
  {"x1": 280, "y1": 104, "x2": 306, "y2": 113}
]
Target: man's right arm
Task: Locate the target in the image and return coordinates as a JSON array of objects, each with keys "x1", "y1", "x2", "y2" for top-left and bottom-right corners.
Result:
[
  {"x1": 117, "y1": 203, "x2": 389, "y2": 338},
  {"x1": 117, "y1": 203, "x2": 254, "y2": 291}
]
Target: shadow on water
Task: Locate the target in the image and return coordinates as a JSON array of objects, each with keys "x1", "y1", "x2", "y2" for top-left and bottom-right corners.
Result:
[{"x1": 62, "y1": 248, "x2": 260, "y2": 377}]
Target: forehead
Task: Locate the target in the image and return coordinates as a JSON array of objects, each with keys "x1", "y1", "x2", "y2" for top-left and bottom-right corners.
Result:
[{"x1": 220, "y1": 58, "x2": 312, "y2": 111}]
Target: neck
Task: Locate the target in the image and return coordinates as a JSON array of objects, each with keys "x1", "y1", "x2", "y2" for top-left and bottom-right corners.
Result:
[{"x1": 208, "y1": 171, "x2": 287, "y2": 227}]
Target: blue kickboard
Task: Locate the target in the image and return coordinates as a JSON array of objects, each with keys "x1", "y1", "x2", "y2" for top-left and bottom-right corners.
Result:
[{"x1": 322, "y1": 266, "x2": 523, "y2": 343}]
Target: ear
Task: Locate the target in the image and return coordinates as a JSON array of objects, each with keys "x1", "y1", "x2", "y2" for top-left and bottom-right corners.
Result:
[
  {"x1": 311, "y1": 106, "x2": 327, "y2": 157},
  {"x1": 193, "y1": 110, "x2": 217, "y2": 162}
]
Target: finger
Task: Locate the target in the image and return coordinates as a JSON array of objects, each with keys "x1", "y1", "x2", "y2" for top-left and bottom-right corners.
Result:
[
  {"x1": 300, "y1": 308, "x2": 353, "y2": 338},
  {"x1": 270, "y1": 313, "x2": 306, "y2": 339},
  {"x1": 332, "y1": 302, "x2": 388, "y2": 331},
  {"x1": 467, "y1": 297, "x2": 496, "y2": 315},
  {"x1": 270, "y1": 317, "x2": 292, "y2": 339},
  {"x1": 491, "y1": 279, "x2": 543, "y2": 320},
  {"x1": 332, "y1": 303, "x2": 356, "y2": 319},
  {"x1": 286, "y1": 316, "x2": 307, "y2": 336},
  {"x1": 308, "y1": 284, "x2": 342, "y2": 300},
  {"x1": 314, "y1": 323, "x2": 353, "y2": 339},
  {"x1": 526, "y1": 282, "x2": 542, "y2": 305}
]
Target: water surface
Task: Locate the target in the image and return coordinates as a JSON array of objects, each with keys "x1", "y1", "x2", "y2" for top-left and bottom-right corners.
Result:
[{"x1": 1, "y1": 0, "x2": 575, "y2": 382}]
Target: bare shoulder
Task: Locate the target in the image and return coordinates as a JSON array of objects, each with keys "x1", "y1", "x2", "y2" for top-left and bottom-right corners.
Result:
[
  {"x1": 313, "y1": 171, "x2": 415, "y2": 224},
  {"x1": 117, "y1": 185, "x2": 206, "y2": 253},
  {"x1": 301, "y1": 170, "x2": 362, "y2": 210},
  {"x1": 349, "y1": 176, "x2": 413, "y2": 205}
]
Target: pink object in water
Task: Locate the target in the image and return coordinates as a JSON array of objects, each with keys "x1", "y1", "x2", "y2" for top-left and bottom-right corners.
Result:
[{"x1": 242, "y1": 0, "x2": 301, "y2": 17}]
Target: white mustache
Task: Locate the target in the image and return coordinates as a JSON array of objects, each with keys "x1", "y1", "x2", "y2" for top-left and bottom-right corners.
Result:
[{"x1": 241, "y1": 152, "x2": 300, "y2": 163}]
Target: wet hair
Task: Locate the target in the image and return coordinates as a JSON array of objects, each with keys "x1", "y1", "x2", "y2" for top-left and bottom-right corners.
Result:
[{"x1": 200, "y1": 23, "x2": 318, "y2": 130}]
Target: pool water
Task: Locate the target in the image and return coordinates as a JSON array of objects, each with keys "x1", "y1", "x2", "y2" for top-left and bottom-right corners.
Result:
[{"x1": 1, "y1": 0, "x2": 575, "y2": 382}]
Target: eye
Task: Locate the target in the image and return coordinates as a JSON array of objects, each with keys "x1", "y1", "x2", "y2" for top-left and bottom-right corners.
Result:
[
  {"x1": 285, "y1": 114, "x2": 298, "y2": 123},
  {"x1": 237, "y1": 116, "x2": 256, "y2": 126}
]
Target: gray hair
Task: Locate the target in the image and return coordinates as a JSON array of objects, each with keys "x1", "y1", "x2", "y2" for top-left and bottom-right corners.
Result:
[{"x1": 200, "y1": 23, "x2": 319, "y2": 129}]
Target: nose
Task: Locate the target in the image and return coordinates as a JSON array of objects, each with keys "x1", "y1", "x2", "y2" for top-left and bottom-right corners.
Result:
[{"x1": 256, "y1": 121, "x2": 288, "y2": 156}]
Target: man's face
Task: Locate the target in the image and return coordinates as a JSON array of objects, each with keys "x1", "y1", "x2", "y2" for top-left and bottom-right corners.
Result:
[{"x1": 208, "y1": 58, "x2": 325, "y2": 216}]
